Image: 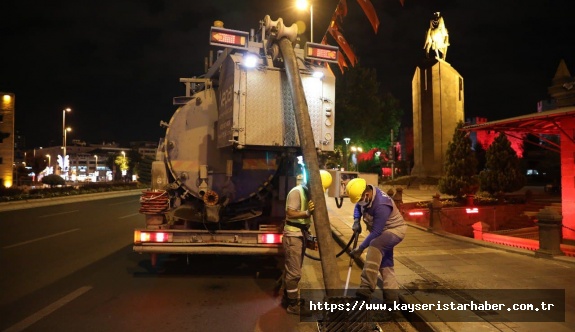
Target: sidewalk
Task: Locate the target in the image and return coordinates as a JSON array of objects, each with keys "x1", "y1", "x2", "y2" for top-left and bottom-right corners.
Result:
[{"x1": 325, "y1": 188, "x2": 575, "y2": 332}]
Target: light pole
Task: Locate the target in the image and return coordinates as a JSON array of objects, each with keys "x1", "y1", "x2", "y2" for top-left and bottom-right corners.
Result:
[
  {"x1": 343, "y1": 137, "x2": 350, "y2": 170},
  {"x1": 62, "y1": 108, "x2": 71, "y2": 179},
  {"x1": 63, "y1": 127, "x2": 71, "y2": 179},
  {"x1": 296, "y1": 0, "x2": 313, "y2": 43},
  {"x1": 94, "y1": 155, "x2": 98, "y2": 181},
  {"x1": 121, "y1": 151, "x2": 126, "y2": 179},
  {"x1": 351, "y1": 146, "x2": 363, "y2": 171},
  {"x1": 62, "y1": 108, "x2": 71, "y2": 159},
  {"x1": 46, "y1": 154, "x2": 51, "y2": 174}
]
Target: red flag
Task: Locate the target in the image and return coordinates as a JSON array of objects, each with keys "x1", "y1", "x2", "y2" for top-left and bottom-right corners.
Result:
[
  {"x1": 337, "y1": 50, "x2": 348, "y2": 73},
  {"x1": 328, "y1": 22, "x2": 357, "y2": 65},
  {"x1": 335, "y1": 0, "x2": 348, "y2": 20},
  {"x1": 356, "y1": 0, "x2": 379, "y2": 33}
]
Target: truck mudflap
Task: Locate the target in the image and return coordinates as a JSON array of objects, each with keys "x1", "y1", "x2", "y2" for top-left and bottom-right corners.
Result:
[{"x1": 133, "y1": 229, "x2": 283, "y2": 255}]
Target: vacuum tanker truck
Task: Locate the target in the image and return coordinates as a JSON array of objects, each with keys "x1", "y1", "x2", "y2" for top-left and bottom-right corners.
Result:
[{"x1": 134, "y1": 16, "x2": 339, "y2": 265}]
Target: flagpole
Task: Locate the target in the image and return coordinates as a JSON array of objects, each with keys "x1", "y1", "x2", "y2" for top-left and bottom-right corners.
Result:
[{"x1": 310, "y1": 4, "x2": 313, "y2": 43}]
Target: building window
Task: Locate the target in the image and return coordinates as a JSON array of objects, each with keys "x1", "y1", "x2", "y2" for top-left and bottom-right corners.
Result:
[{"x1": 0, "y1": 131, "x2": 9, "y2": 143}]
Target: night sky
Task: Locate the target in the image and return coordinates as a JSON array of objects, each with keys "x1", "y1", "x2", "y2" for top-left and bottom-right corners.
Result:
[{"x1": 2, "y1": 0, "x2": 575, "y2": 149}]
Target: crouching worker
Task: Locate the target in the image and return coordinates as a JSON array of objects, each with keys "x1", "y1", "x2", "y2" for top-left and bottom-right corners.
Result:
[{"x1": 347, "y1": 178, "x2": 407, "y2": 305}]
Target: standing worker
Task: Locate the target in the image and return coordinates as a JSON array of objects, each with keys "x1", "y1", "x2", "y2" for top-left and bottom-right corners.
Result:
[
  {"x1": 282, "y1": 173, "x2": 314, "y2": 315},
  {"x1": 347, "y1": 178, "x2": 407, "y2": 304},
  {"x1": 282, "y1": 170, "x2": 332, "y2": 315}
]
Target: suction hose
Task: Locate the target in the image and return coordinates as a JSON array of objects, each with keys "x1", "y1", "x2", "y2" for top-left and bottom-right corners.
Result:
[{"x1": 303, "y1": 230, "x2": 359, "y2": 261}]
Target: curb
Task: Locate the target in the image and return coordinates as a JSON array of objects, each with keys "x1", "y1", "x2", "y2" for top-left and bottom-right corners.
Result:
[{"x1": 406, "y1": 222, "x2": 575, "y2": 266}]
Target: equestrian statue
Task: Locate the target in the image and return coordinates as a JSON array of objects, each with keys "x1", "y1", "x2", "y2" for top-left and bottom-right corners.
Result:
[{"x1": 424, "y1": 12, "x2": 450, "y2": 61}]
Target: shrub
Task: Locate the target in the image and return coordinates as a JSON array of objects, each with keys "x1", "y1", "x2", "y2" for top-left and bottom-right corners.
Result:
[{"x1": 41, "y1": 174, "x2": 66, "y2": 188}]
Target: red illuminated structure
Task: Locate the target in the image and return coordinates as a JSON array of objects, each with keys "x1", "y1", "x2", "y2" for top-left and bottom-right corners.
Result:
[
  {"x1": 467, "y1": 117, "x2": 525, "y2": 157},
  {"x1": 464, "y1": 60, "x2": 575, "y2": 243},
  {"x1": 464, "y1": 107, "x2": 575, "y2": 242}
]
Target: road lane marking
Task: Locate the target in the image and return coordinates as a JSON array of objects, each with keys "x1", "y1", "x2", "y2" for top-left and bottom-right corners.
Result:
[
  {"x1": 3, "y1": 286, "x2": 93, "y2": 332},
  {"x1": 119, "y1": 213, "x2": 140, "y2": 219},
  {"x1": 3, "y1": 229, "x2": 80, "y2": 249},
  {"x1": 37, "y1": 210, "x2": 79, "y2": 219},
  {"x1": 107, "y1": 200, "x2": 138, "y2": 206}
]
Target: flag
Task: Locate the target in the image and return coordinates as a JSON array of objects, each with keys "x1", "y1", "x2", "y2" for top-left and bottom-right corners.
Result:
[
  {"x1": 328, "y1": 21, "x2": 357, "y2": 66},
  {"x1": 337, "y1": 50, "x2": 348, "y2": 73},
  {"x1": 335, "y1": 0, "x2": 348, "y2": 21},
  {"x1": 356, "y1": 0, "x2": 379, "y2": 33}
]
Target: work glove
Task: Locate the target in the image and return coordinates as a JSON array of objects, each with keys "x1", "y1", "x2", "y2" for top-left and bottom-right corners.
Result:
[
  {"x1": 349, "y1": 247, "x2": 364, "y2": 258},
  {"x1": 352, "y1": 218, "x2": 362, "y2": 233},
  {"x1": 305, "y1": 200, "x2": 315, "y2": 216}
]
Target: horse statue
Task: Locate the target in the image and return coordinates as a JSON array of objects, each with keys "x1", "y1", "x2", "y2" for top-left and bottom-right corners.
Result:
[{"x1": 424, "y1": 12, "x2": 450, "y2": 61}]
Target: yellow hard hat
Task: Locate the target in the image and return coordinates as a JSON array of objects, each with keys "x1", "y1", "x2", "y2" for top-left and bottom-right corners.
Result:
[
  {"x1": 346, "y1": 178, "x2": 366, "y2": 204},
  {"x1": 319, "y1": 170, "x2": 332, "y2": 190}
]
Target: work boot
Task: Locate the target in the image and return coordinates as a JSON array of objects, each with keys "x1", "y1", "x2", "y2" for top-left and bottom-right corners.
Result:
[
  {"x1": 355, "y1": 287, "x2": 372, "y2": 301},
  {"x1": 286, "y1": 298, "x2": 311, "y2": 316}
]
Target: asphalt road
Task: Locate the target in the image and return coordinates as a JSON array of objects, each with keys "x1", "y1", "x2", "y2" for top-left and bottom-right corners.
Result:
[
  {"x1": 0, "y1": 196, "x2": 280, "y2": 331},
  {"x1": 0, "y1": 194, "x2": 419, "y2": 332},
  {"x1": 0, "y1": 196, "x2": 340, "y2": 332}
]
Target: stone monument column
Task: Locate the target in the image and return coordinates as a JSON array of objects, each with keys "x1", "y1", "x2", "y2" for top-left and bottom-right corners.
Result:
[{"x1": 411, "y1": 13, "x2": 464, "y2": 177}]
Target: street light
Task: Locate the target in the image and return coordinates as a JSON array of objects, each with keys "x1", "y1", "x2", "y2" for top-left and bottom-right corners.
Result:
[
  {"x1": 62, "y1": 108, "x2": 71, "y2": 158},
  {"x1": 121, "y1": 151, "x2": 127, "y2": 178},
  {"x1": 343, "y1": 137, "x2": 350, "y2": 170},
  {"x1": 62, "y1": 127, "x2": 71, "y2": 179},
  {"x1": 94, "y1": 155, "x2": 98, "y2": 181},
  {"x1": 296, "y1": 0, "x2": 313, "y2": 43},
  {"x1": 62, "y1": 108, "x2": 71, "y2": 179},
  {"x1": 350, "y1": 146, "x2": 363, "y2": 171}
]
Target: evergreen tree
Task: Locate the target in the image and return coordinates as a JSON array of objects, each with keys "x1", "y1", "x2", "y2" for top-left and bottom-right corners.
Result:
[
  {"x1": 438, "y1": 122, "x2": 479, "y2": 198},
  {"x1": 474, "y1": 142, "x2": 487, "y2": 172},
  {"x1": 479, "y1": 132, "x2": 525, "y2": 194}
]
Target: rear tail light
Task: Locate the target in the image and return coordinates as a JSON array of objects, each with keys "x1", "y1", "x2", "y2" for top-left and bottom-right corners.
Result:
[
  {"x1": 258, "y1": 233, "x2": 282, "y2": 244},
  {"x1": 134, "y1": 231, "x2": 173, "y2": 243}
]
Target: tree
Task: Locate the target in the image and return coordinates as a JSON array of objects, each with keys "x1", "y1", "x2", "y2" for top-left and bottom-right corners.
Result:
[
  {"x1": 42, "y1": 174, "x2": 65, "y2": 188},
  {"x1": 479, "y1": 132, "x2": 525, "y2": 194},
  {"x1": 334, "y1": 64, "x2": 403, "y2": 151},
  {"x1": 438, "y1": 121, "x2": 479, "y2": 198},
  {"x1": 474, "y1": 142, "x2": 487, "y2": 172},
  {"x1": 13, "y1": 164, "x2": 31, "y2": 186}
]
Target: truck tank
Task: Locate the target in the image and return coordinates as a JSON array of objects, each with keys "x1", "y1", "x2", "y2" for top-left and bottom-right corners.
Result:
[{"x1": 135, "y1": 16, "x2": 336, "y2": 261}]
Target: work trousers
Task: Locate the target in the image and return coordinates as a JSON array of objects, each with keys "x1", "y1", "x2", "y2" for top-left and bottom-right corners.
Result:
[
  {"x1": 283, "y1": 235, "x2": 305, "y2": 300},
  {"x1": 359, "y1": 230, "x2": 404, "y2": 301}
]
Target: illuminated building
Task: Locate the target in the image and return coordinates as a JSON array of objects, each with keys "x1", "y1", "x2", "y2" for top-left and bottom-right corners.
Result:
[{"x1": 0, "y1": 93, "x2": 15, "y2": 188}]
